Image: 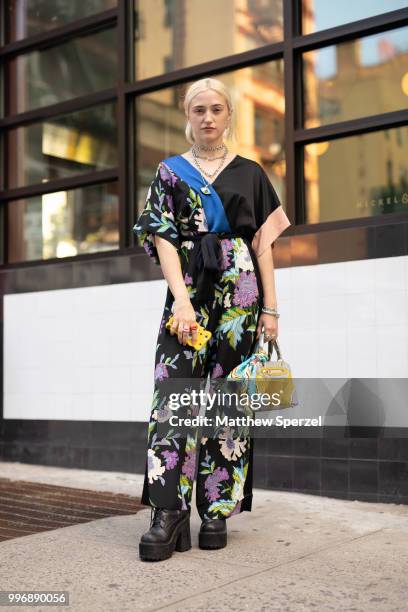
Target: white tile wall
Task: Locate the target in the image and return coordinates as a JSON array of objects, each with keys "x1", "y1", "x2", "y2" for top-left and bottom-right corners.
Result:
[
  {"x1": 279, "y1": 255, "x2": 408, "y2": 379},
  {"x1": 4, "y1": 280, "x2": 167, "y2": 421},
  {"x1": 4, "y1": 255, "x2": 408, "y2": 421}
]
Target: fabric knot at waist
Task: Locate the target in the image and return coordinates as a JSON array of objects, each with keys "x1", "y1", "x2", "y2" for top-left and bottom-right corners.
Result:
[{"x1": 181, "y1": 232, "x2": 245, "y2": 303}]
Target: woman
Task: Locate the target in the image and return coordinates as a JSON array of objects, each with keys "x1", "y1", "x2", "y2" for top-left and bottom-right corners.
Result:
[{"x1": 133, "y1": 77, "x2": 291, "y2": 562}]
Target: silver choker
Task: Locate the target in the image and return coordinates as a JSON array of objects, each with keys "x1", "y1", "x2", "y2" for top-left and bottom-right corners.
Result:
[{"x1": 193, "y1": 142, "x2": 225, "y2": 152}]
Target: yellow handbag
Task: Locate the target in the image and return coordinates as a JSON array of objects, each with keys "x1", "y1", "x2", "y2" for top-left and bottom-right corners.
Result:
[{"x1": 227, "y1": 332, "x2": 297, "y2": 411}]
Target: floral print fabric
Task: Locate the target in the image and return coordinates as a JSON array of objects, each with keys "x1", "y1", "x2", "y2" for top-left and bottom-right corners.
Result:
[
  {"x1": 133, "y1": 155, "x2": 290, "y2": 520},
  {"x1": 138, "y1": 234, "x2": 260, "y2": 519}
]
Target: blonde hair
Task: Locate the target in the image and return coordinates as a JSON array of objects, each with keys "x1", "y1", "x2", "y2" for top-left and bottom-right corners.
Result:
[{"x1": 183, "y1": 77, "x2": 234, "y2": 145}]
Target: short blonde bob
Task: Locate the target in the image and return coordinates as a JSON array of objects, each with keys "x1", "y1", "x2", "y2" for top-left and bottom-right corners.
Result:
[{"x1": 183, "y1": 77, "x2": 234, "y2": 145}]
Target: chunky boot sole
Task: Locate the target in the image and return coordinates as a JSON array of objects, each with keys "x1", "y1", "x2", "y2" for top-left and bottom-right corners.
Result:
[
  {"x1": 198, "y1": 529, "x2": 227, "y2": 550},
  {"x1": 139, "y1": 516, "x2": 191, "y2": 562}
]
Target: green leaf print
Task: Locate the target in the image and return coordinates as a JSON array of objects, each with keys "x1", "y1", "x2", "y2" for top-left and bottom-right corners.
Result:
[
  {"x1": 188, "y1": 188, "x2": 202, "y2": 210},
  {"x1": 207, "y1": 499, "x2": 236, "y2": 516},
  {"x1": 218, "y1": 308, "x2": 249, "y2": 349},
  {"x1": 180, "y1": 475, "x2": 191, "y2": 488},
  {"x1": 198, "y1": 305, "x2": 210, "y2": 328},
  {"x1": 148, "y1": 421, "x2": 156, "y2": 435},
  {"x1": 220, "y1": 270, "x2": 240, "y2": 284},
  {"x1": 213, "y1": 284, "x2": 224, "y2": 307}
]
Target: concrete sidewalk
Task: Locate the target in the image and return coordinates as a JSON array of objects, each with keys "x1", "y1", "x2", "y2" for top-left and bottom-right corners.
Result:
[{"x1": 0, "y1": 462, "x2": 407, "y2": 611}]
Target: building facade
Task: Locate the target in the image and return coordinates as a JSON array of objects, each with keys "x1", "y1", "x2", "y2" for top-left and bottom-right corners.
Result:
[{"x1": 1, "y1": 1, "x2": 408, "y2": 503}]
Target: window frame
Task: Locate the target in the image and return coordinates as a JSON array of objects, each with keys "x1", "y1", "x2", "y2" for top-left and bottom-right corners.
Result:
[{"x1": 0, "y1": 0, "x2": 407, "y2": 268}]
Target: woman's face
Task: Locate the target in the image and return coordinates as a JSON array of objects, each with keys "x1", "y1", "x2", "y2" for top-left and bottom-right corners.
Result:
[{"x1": 187, "y1": 89, "x2": 231, "y2": 145}]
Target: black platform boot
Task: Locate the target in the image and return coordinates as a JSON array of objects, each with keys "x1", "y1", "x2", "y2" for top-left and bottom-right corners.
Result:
[
  {"x1": 198, "y1": 517, "x2": 227, "y2": 550},
  {"x1": 139, "y1": 507, "x2": 191, "y2": 561}
]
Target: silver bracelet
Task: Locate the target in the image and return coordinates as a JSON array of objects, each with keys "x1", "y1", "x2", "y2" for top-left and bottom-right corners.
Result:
[{"x1": 261, "y1": 306, "x2": 280, "y2": 318}]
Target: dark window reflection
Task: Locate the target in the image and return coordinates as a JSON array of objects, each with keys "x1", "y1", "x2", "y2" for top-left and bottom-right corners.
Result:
[
  {"x1": 134, "y1": 0, "x2": 283, "y2": 80},
  {"x1": 301, "y1": 0, "x2": 408, "y2": 34},
  {"x1": 6, "y1": 29, "x2": 117, "y2": 114},
  {"x1": 8, "y1": 183, "x2": 119, "y2": 263},
  {"x1": 303, "y1": 26, "x2": 408, "y2": 128},
  {"x1": 134, "y1": 62, "x2": 286, "y2": 218},
  {"x1": 304, "y1": 127, "x2": 408, "y2": 223},
  {"x1": 6, "y1": 0, "x2": 117, "y2": 42},
  {"x1": 5, "y1": 104, "x2": 117, "y2": 189}
]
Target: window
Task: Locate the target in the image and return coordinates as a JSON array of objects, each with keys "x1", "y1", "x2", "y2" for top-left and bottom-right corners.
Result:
[
  {"x1": 8, "y1": 183, "x2": 119, "y2": 263},
  {"x1": 133, "y1": 0, "x2": 283, "y2": 80},
  {"x1": 303, "y1": 26, "x2": 408, "y2": 127},
  {"x1": 301, "y1": 0, "x2": 408, "y2": 35},
  {"x1": 6, "y1": 0, "x2": 117, "y2": 42},
  {"x1": 2, "y1": 1, "x2": 407, "y2": 265},
  {"x1": 304, "y1": 128, "x2": 408, "y2": 223},
  {"x1": 5, "y1": 29, "x2": 117, "y2": 114},
  {"x1": 5, "y1": 104, "x2": 117, "y2": 189}
]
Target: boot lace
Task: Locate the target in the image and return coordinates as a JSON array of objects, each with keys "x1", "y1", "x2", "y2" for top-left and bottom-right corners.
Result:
[
  {"x1": 149, "y1": 507, "x2": 188, "y2": 528},
  {"x1": 150, "y1": 507, "x2": 166, "y2": 529}
]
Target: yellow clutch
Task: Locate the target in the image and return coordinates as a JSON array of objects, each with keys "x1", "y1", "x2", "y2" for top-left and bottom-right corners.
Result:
[{"x1": 165, "y1": 316, "x2": 212, "y2": 351}]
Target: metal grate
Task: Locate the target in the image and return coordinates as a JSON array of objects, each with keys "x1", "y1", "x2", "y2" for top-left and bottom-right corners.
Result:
[{"x1": 0, "y1": 478, "x2": 143, "y2": 542}]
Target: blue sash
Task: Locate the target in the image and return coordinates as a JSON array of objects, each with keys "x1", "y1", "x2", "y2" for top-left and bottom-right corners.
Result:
[{"x1": 162, "y1": 155, "x2": 231, "y2": 233}]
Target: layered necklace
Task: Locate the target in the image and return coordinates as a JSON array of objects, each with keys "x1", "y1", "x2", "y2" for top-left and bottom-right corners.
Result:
[{"x1": 190, "y1": 143, "x2": 228, "y2": 195}]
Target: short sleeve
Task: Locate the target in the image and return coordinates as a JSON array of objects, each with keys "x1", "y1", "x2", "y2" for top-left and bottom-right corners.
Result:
[
  {"x1": 251, "y1": 166, "x2": 291, "y2": 257},
  {"x1": 133, "y1": 161, "x2": 180, "y2": 266}
]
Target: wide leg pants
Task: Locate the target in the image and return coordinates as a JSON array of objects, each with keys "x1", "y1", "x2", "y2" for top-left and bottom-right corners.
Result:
[{"x1": 140, "y1": 237, "x2": 263, "y2": 521}]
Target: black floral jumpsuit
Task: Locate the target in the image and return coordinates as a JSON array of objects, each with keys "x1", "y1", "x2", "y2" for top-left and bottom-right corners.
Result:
[{"x1": 133, "y1": 153, "x2": 291, "y2": 521}]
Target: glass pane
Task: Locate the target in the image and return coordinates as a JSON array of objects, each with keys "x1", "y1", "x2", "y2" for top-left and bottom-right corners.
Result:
[
  {"x1": 304, "y1": 127, "x2": 408, "y2": 223},
  {"x1": 6, "y1": 29, "x2": 117, "y2": 114},
  {"x1": 134, "y1": 0, "x2": 283, "y2": 80},
  {"x1": 303, "y1": 26, "x2": 408, "y2": 128},
  {"x1": 6, "y1": 0, "x2": 117, "y2": 42},
  {"x1": 302, "y1": 0, "x2": 408, "y2": 35},
  {"x1": 134, "y1": 61, "x2": 285, "y2": 215},
  {"x1": 5, "y1": 104, "x2": 117, "y2": 189},
  {"x1": 8, "y1": 183, "x2": 119, "y2": 263}
]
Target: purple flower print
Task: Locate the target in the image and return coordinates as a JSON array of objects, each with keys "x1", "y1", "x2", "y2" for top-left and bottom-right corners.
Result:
[
  {"x1": 144, "y1": 242, "x2": 154, "y2": 257},
  {"x1": 233, "y1": 271, "x2": 258, "y2": 307},
  {"x1": 204, "y1": 467, "x2": 229, "y2": 502},
  {"x1": 159, "y1": 163, "x2": 178, "y2": 188},
  {"x1": 220, "y1": 239, "x2": 233, "y2": 270},
  {"x1": 162, "y1": 450, "x2": 179, "y2": 470},
  {"x1": 159, "y1": 313, "x2": 166, "y2": 335},
  {"x1": 211, "y1": 363, "x2": 223, "y2": 378},
  {"x1": 156, "y1": 407, "x2": 172, "y2": 422},
  {"x1": 184, "y1": 273, "x2": 193, "y2": 285},
  {"x1": 158, "y1": 165, "x2": 176, "y2": 214},
  {"x1": 182, "y1": 449, "x2": 196, "y2": 480},
  {"x1": 154, "y1": 362, "x2": 169, "y2": 381},
  {"x1": 165, "y1": 194, "x2": 175, "y2": 215}
]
